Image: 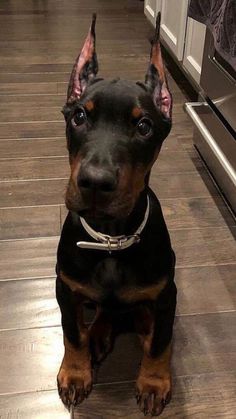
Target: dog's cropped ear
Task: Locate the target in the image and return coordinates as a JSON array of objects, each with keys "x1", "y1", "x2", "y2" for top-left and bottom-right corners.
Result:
[
  {"x1": 145, "y1": 13, "x2": 172, "y2": 120},
  {"x1": 67, "y1": 13, "x2": 98, "y2": 103}
]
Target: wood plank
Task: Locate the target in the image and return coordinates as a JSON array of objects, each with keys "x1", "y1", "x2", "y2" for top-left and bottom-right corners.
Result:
[
  {"x1": 172, "y1": 134, "x2": 195, "y2": 151},
  {"x1": 74, "y1": 373, "x2": 236, "y2": 418},
  {"x1": 0, "y1": 276, "x2": 94, "y2": 331},
  {"x1": 0, "y1": 206, "x2": 61, "y2": 240},
  {"x1": 0, "y1": 390, "x2": 68, "y2": 419},
  {"x1": 0, "y1": 82, "x2": 60, "y2": 95},
  {"x1": 153, "y1": 150, "x2": 202, "y2": 174},
  {"x1": 0, "y1": 106, "x2": 62, "y2": 123},
  {"x1": 0, "y1": 18, "x2": 147, "y2": 41},
  {"x1": 0, "y1": 72, "x2": 69, "y2": 83},
  {"x1": 0, "y1": 390, "x2": 67, "y2": 419},
  {"x1": 150, "y1": 170, "x2": 218, "y2": 199},
  {"x1": 175, "y1": 264, "x2": 236, "y2": 315},
  {"x1": 169, "y1": 120, "x2": 194, "y2": 136},
  {"x1": 0, "y1": 327, "x2": 63, "y2": 394},
  {"x1": 0, "y1": 278, "x2": 60, "y2": 330},
  {"x1": 0, "y1": 312, "x2": 235, "y2": 394},
  {"x1": 0, "y1": 179, "x2": 66, "y2": 208},
  {"x1": 0, "y1": 157, "x2": 69, "y2": 181},
  {"x1": 0, "y1": 372, "x2": 235, "y2": 419},
  {"x1": 0, "y1": 1, "x2": 143, "y2": 15},
  {"x1": 162, "y1": 196, "x2": 235, "y2": 230},
  {"x1": 172, "y1": 227, "x2": 236, "y2": 268},
  {"x1": 0, "y1": 237, "x2": 58, "y2": 280},
  {"x1": 0, "y1": 121, "x2": 64, "y2": 139},
  {"x1": 0, "y1": 138, "x2": 67, "y2": 158},
  {"x1": 0, "y1": 93, "x2": 64, "y2": 106},
  {"x1": 0, "y1": 64, "x2": 71, "y2": 74},
  {"x1": 161, "y1": 133, "x2": 189, "y2": 152}
]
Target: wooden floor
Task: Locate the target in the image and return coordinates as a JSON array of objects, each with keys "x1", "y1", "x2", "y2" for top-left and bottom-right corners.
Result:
[{"x1": 0, "y1": 1, "x2": 235, "y2": 418}]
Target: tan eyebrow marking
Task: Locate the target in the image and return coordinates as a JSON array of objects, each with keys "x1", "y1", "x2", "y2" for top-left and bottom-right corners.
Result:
[
  {"x1": 84, "y1": 100, "x2": 95, "y2": 112},
  {"x1": 132, "y1": 106, "x2": 143, "y2": 118}
]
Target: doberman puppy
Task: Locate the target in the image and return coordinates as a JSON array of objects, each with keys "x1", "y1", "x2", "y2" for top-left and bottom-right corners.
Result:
[{"x1": 56, "y1": 13, "x2": 176, "y2": 417}]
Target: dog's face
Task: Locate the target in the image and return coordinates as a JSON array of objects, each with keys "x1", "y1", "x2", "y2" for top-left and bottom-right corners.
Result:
[{"x1": 63, "y1": 14, "x2": 172, "y2": 221}]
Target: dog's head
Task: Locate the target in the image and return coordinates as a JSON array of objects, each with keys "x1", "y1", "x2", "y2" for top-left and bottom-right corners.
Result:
[{"x1": 63, "y1": 13, "x2": 172, "y2": 221}]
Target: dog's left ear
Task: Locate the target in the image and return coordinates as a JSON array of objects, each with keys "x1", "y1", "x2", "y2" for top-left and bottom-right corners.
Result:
[
  {"x1": 145, "y1": 13, "x2": 172, "y2": 120},
  {"x1": 66, "y1": 13, "x2": 98, "y2": 103}
]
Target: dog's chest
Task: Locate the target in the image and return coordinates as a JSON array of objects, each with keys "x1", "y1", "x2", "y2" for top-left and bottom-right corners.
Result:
[
  {"x1": 81, "y1": 257, "x2": 167, "y2": 305},
  {"x1": 91, "y1": 257, "x2": 134, "y2": 289},
  {"x1": 83, "y1": 256, "x2": 138, "y2": 305}
]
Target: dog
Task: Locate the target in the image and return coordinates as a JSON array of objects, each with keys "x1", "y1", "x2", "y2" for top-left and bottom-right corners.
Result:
[{"x1": 56, "y1": 13, "x2": 177, "y2": 417}]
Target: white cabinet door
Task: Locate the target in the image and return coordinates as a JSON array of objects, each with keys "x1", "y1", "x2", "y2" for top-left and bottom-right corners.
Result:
[
  {"x1": 183, "y1": 17, "x2": 206, "y2": 84},
  {"x1": 160, "y1": 0, "x2": 189, "y2": 60},
  {"x1": 144, "y1": 0, "x2": 162, "y2": 27}
]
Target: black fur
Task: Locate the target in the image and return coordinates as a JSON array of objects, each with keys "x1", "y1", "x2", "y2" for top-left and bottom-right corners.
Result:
[{"x1": 56, "y1": 14, "x2": 176, "y2": 416}]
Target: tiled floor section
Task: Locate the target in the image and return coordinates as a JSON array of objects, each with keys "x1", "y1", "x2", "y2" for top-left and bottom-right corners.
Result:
[{"x1": 0, "y1": 0, "x2": 235, "y2": 418}]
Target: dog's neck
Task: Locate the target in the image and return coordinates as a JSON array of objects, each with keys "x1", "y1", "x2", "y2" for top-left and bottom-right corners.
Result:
[{"x1": 79, "y1": 188, "x2": 149, "y2": 237}]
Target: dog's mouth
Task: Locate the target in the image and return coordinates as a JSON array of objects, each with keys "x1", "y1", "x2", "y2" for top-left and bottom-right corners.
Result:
[
  {"x1": 77, "y1": 207, "x2": 116, "y2": 222},
  {"x1": 77, "y1": 199, "x2": 134, "y2": 221},
  {"x1": 66, "y1": 180, "x2": 136, "y2": 221}
]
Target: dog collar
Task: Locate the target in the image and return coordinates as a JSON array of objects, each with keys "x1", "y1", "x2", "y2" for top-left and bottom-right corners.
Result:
[{"x1": 76, "y1": 196, "x2": 150, "y2": 252}]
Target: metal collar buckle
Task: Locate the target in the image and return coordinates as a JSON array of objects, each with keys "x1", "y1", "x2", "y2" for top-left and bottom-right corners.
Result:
[
  {"x1": 105, "y1": 234, "x2": 140, "y2": 253},
  {"x1": 76, "y1": 196, "x2": 149, "y2": 252}
]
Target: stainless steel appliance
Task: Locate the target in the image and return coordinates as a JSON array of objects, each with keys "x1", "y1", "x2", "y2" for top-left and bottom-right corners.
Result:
[{"x1": 185, "y1": 29, "x2": 236, "y2": 213}]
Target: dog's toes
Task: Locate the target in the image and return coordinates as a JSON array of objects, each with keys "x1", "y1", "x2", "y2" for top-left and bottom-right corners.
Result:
[
  {"x1": 152, "y1": 392, "x2": 171, "y2": 416},
  {"x1": 135, "y1": 376, "x2": 171, "y2": 416},
  {"x1": 136, "y1": 390, "x2": 171, "y2": 416},
  {"x1": 58, "y1": 382, "x2": 91, "y2": 409},
  {"x1": 58, "y1": 383, "x2": 77, "y2": 409},
  {"x1": 57, "y1": 368, "x2": 92, "y2": 409}
]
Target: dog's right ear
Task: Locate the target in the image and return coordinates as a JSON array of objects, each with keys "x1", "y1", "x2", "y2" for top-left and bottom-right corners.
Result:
[
  {"x1": 65, "y1": 13, "x2": 98, "y2": 106},
  {"x1": 145, "y1": 13, "x2": 172, "y2": 121}
]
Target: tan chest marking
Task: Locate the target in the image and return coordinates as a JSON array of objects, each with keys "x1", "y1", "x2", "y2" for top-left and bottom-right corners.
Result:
[
  {"x1": 60, "y1": 271, "x2": 167, "y2": 304},
  {"x1": 118, "y1": 277, "x2": 167, "y2": 303},
  {"x1": 60, "y1": 271, "x2": 101, "y2": 301}
]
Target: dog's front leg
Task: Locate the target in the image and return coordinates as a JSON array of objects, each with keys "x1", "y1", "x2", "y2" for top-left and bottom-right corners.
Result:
[
  {"x1": 135, "y1": 281, "x2": 177, "y2": 416},
  {"x1": 89, "y1": 307, "x2": 114, "y2": 365},
  {"x1": 56, "y1": 276, "x2": 92, "y2": 409}
]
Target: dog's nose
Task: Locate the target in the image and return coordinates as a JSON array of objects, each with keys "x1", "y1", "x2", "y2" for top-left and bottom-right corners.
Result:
[{"x1": 78, "y1": 165, "x2": 118, "y2": 194}]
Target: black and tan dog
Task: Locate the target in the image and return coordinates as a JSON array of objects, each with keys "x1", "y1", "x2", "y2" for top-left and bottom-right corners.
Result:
[{"x1": 56, "y1": 13, "x2": 176, "y2": 417}]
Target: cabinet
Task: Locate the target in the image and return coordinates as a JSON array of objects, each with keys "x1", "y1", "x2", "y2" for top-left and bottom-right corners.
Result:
[
  {"x1": 144, "y1": 0, "x2": 162, "y2": 27},
  {"x1": 183, "y1": 18, "x2": 206, "y2": 84},
  {"x1": 160, "y1": 0, "x2": 189, "y2": 61},
  {"x1": 144, "y1": 1, "x2": 206, "y2": 86}
]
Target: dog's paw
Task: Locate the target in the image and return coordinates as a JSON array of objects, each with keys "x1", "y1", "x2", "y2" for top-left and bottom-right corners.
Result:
[
  {"x1": 57, "y1": 366, "x2": 92, "y2": 409},
  {"x1": 135, "y1": 375, "x2": 171, "y2": 416}
]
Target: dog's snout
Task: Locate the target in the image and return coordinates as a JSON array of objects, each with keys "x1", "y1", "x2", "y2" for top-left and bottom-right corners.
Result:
[{"x1": 78, "y1": 164, "x2": 118, "y2": 194}]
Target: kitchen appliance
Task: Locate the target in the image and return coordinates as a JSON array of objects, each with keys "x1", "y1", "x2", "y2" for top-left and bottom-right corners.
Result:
[{"x1": 185, "y1": 28, "x2": 236, "y2": 213}]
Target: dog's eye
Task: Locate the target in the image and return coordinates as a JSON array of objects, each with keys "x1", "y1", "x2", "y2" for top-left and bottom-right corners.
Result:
[
  {"x1": 72, "y1": 108, "x2": 87, "y2": 127},
  {"x1": 136, "y1": 118, "x2": 153, "y2": 138}
]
